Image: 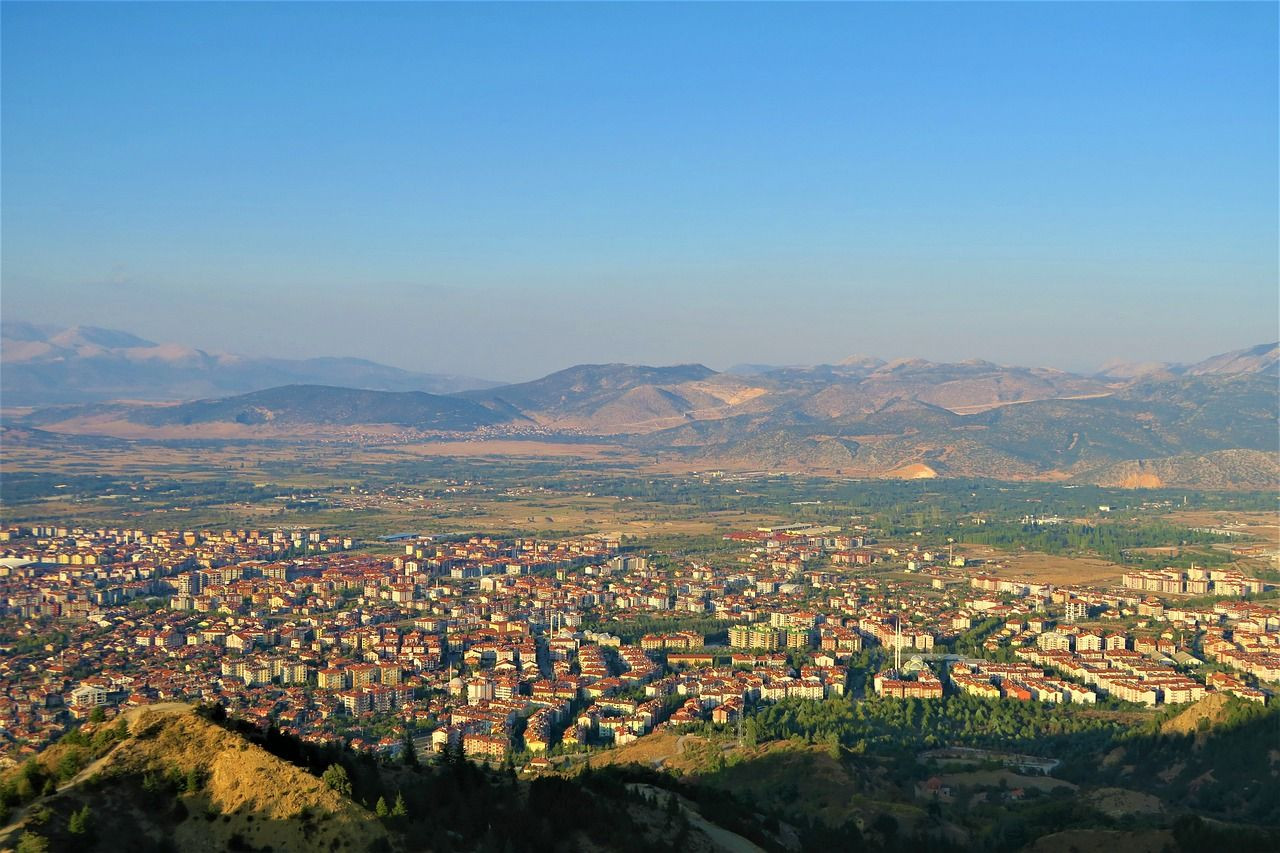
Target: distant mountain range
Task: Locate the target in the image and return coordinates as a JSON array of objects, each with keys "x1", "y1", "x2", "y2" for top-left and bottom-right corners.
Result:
[
  {"x1": 0, "y1": 322, "x2": 500, "y2": 405},
  {"x1": 5, "y1": 324, "x2": 1277, "y2": 487},
  {"x1": 1095, "y1": 341, "x2": 1279, "y2": 380}
]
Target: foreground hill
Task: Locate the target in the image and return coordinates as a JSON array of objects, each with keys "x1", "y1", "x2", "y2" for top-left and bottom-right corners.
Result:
[
  {"x1": 0, "y1": 705, "x2": 783, "y2": 853},
  {"x1": 0, "y1": 705, "x2": 386, "y2": 853},
  {"x1": 1, "y1": 322, "x2": 499, "y2": 405},
  {"x1": 13, "y1": 343, "x2": 1278, "y2": 487},
  {"x1": 4, "y1": 699, "x2": 1280, "y2": 853}
]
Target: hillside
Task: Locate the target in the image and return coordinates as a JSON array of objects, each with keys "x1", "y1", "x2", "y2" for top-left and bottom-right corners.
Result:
[
  {"x1": 0, "y1": 705, "x2": 386, "y2": 853},
  {"x1": 660, "y1": 375, "x2": 1278, "y2": 484},
  {"x1": 5, "y1": 698, "x2": 1280, "y2": 853},
  {"x1": 594, "y1": 695, "x2": 1280, "y2": 852},
  {"x1": 586, "y1": 734, "x2": 902, "y2": 833},
  {"x1": 0, "y1": 706, "x2": 773, "y2": 853},
  {"x1": 1183, "y1": 342, "x2": 1278, "y2": 377},
  {"x1": 23, "y1": 385, "x2": 512, "y2": 436},
  {"x1": 1158, "y1": 693, "x2": 1243, "y2": 737},
  {"x1": 1094, "y1": 343, "x2": 1278, "y2": 381},
  {"x1": 1078, "y1": 450, "x2": 1280, "y2": 490},
  {"x1": 460, "y1": 363, "x2": 729, "y2": 431}
]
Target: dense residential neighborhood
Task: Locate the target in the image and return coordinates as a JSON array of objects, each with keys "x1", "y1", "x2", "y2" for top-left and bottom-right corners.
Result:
[{"x1": 0, "y1": 519, "x2": 1276, "y2": 772}]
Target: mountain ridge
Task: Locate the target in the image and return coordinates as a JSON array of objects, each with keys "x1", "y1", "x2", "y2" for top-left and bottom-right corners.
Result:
[
  {"x1": 7, "y1": 334, "x2": 1277, "y2": 488},
  {"x1": 1094, "y1": 342, "x2": 1278, "y2": 380},
  {"x1": 1, "y1": 321, "x2": 501, "y2": 405}
]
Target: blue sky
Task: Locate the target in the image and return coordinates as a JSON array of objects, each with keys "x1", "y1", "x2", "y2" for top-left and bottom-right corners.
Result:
[{"x1": 3, "y1": 2, "x2": 1276, "y2": 381}]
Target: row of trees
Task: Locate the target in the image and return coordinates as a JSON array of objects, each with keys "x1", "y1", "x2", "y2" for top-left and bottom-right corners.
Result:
[
  {"x1": 743, "y1": 693, "x2": 1127, "y2": 758},
  {"x1": 931, "y1": 520, "x2": 1226, "y2": 564},
  {"x1": 583, "y1": 614, "x2": 734, "y2": 645}
]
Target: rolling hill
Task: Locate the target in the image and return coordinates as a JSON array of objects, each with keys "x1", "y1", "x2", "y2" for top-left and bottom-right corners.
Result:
[
  {"x1": 459, "y1": 363, "x2": 733, "y2": 431},
  {"x1": 10, "y1": 342, "x2": 1277, "y2": 487},
  {"x1": 22, "y1": 384, "x2": 512, "y2": 437}
]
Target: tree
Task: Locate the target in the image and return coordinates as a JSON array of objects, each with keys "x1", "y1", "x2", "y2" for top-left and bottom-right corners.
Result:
[
  {"x1": 57, "y1": 749, "x2": 84, "y2": 782},
  {"x1": 401, "y1": 729, "x2": 418, "y2": 767},
  {"x1": 375, "y1": 796, "x2": 389, "y2": 817},
  {"x1": 321, "y1": 763, "x2": 352, "y2": 797},
  {"x1": 88, "y1": 707, "x2": 106, "y2": 724},
  {"x1": 391, "y1": 791, "x2": 408, "y2": 817},
  {"x1": 15, "y1": 832, "x2": 49, "y2": 853},
  {"x1": 872, "y1": 813, "x2": 898, "y2": 841},
  {"x1": 12, "y1": 764, "x2": 41, "y2": 801},
  {"x1": 68, "y1": 804, "x2": 93, "y2": 836},
  {"x1": 673, "y1": 813, "x2": 691, "y2": 848}
]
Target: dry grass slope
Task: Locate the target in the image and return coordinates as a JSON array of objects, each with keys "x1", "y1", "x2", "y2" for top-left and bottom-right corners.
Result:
[
  {"x1": 1159, "y1": 693, "x2": 1237, "y2": 737},
  {"x1": 3, "y1": 706, "x2": 387, "y2": 853}
]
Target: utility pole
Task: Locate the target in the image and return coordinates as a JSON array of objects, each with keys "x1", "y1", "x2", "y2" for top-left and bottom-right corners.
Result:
[{"x1": 895, "y1": 617, "x2": 901, "y2": 672}]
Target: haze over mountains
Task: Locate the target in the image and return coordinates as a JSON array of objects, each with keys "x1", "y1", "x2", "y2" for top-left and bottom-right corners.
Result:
[
  {"x1": 0, "y1": 322, "x2": 499, "y2": 405},
  {"x1": 4, "y1": 323, "x2": 1276, "y2": 488}
]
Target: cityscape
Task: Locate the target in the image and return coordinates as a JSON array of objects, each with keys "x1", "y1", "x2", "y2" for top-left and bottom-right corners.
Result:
[
  {"x1": 0, "y1": 473, "x2": 1277, "y2": 850},
  {"x1": 2, "y1": 2, "x2": 1277, "y2": 852}
]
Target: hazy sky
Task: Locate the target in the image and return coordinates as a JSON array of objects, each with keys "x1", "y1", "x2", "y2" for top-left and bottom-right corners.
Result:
[{"x1": 3, "y1": 2, "x2": 1276, "y2": 381}]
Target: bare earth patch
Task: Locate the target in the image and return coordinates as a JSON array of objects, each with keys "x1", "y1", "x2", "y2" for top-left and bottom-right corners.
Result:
[
  {"x1": 1084, "y1": 787, "x2": 1165, "y2": 818},
  {"x1": 960, "y1": 545, "x2": 1125, "y2": 585}
]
